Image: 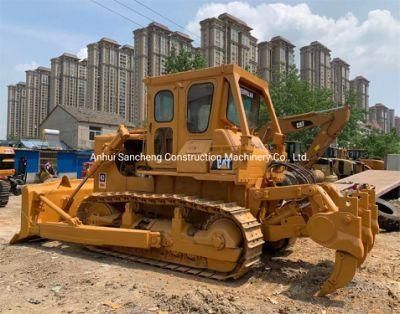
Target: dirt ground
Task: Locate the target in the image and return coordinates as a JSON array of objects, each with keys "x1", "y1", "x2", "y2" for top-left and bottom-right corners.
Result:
[{"x1": 0, "y1": 195, "x2": 399, "y2": 314}]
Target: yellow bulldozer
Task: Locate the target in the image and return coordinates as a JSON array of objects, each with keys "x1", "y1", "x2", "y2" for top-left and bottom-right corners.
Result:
[
  {"x1": 0, "y1": 146, "x2": 15, "y2": 207},
  {"x1": 11, "y1": 65, "x2": 379, "y2": 296},
  {"x1": 0, "y1": 146, "x2": 26, "y2": 207}
]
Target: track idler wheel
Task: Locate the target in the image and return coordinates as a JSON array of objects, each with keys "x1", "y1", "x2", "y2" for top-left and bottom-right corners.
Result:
[
  {"x1": 317, "y1": 251, "x2": 358, "y2": 296},
  {"x1": 77, "y1": 202, "x2": 121, "y2": 226}
]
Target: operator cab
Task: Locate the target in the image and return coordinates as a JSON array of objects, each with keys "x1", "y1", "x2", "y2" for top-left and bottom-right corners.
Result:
[{"x1": 144, "y1": 64, "x2": 282, "y2": 173}]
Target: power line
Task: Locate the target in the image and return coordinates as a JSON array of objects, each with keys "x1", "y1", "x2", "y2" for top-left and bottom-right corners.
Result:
[
  {"x1": 89, "y1": 0, "x2": 200, "y2": 41},
  {"x1": 88, "y1": 0, "x2": 144, "y2": 28},
  {"x1": 131, "y1": 0, "x2": 200, "y2": 39},
  {"x1": 112, "y1": 0, "x2": 153, "y2": 22}
]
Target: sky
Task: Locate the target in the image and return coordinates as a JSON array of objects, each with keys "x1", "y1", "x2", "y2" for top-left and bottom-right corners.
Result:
[{"x1": 0, "y1": 0, "x2": 399, "y2": 140}]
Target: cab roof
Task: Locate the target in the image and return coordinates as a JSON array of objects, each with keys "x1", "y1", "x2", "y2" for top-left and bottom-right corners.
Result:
[{"x1": 144, "y1": 64, "x2": 268, "y2": 90}]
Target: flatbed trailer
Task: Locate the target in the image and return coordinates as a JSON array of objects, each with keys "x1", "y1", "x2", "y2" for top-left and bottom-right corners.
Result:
[{"x1": 334, "y1": 170, "x2": 400, "y2": 198}]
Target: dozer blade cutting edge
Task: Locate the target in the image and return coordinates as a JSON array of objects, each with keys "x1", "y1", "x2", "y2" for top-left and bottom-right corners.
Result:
[{"x1": 10, "y1": 178, "x2": 94, "y2": 244}]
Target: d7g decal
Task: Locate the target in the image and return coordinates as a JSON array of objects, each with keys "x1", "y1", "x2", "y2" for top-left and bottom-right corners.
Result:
[{"x1": 99, "y1": 172, "x2": 107, "y2": 189}]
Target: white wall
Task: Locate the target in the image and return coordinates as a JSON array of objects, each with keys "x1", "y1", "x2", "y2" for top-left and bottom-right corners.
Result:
[
  {"x1": 77, "y1": 123, "x2": 120, "y2": 149},
  {"x1": 41, "y1": 107, "x2": 122, "y2": 150},
  {"x1": 40, "y1": 108, "x2": 78, "y2": 148}
]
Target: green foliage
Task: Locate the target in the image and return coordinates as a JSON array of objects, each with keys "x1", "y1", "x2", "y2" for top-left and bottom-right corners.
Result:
[
  {"x1": 192, "y1": 51, "x2": 206, "y2": 69},
  {"x1": 337, "y1": 89, "x2": 366, "y2": 147},
  {"x1": 244, "y1": 65, "x2": 257, "y2": 74},
  {"x1": 359, "y1": 129, "x2": 400, "y2": 159},
  {"x1": 164, "y1": 46, "x2": 206, "y2": 74},
  {"x1": 269, "y1": 65, "x2": 334, "y2": 116},
  {"x1": 258, "y1": 99, "x2": 269, "y2": 128}
]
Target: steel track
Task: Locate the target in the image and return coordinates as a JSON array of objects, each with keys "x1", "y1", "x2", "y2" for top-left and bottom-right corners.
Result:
[{"x1": 79, "y1": 192, "x2": 265, "y2": 280}]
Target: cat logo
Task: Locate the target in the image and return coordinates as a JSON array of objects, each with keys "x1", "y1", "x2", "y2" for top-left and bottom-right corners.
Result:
[
  {"x1": 211, "y1": 158, "x2": 233, "y2": 170},
  {"x1": 295, "y1": 120, "x2": 305, "y2": 129},
  {"x1": 99, "y1": 172, "x2": 107, "y2": 189},
  {"x1": 291, "y1": 119, "x2": 313, "y2": 129}
]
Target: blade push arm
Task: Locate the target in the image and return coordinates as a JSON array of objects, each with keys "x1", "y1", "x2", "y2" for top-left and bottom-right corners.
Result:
[{"x1": 63, "y1": 125, "x2": 131, "y2": 211}]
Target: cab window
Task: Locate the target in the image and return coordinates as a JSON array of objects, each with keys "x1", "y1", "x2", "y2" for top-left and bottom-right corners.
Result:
[
  {"x1": 154, "y1": 127, "x2": 173, "y2": 158},
  {"x1": 187, "y1": 83, "x2": 213, "y2": 133},
  {"x1": 155, "y1": 90, "x2": 174, "y2": 122},
  {"x1": 227, "y1": 86, "x2": 261, "y2": 129}
]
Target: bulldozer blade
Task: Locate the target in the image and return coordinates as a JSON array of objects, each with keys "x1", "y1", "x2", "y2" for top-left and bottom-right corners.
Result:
[
  {"x1": 317, "y1": 251, "x2": 358, "y2": 296},
  {"x1": 10, "y1": 177, "x2": 94, "y2": 244}
]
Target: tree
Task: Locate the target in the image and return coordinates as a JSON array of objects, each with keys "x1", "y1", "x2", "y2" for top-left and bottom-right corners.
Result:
[
  {"x1": 359, "y1": 129, "x2": 400, "y2": 159},
  {"x1": 336, "y1": 89, "x2": 366, "y2": 147},
  {"x1": 164, "y1": 46, "x2": 206, "y2": 74},
  {"x1": 192, "y1": 51, "x2": 206, "y2": 70},
  {"x1": 269, "y1": 65, "x2": 334, "y2": 115}
]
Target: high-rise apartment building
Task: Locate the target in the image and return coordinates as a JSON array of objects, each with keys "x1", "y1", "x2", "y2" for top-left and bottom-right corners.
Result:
[
  {"x1": 120, "y1": 45, "x2": 135, "y2": 121},
  {"x1": 394, "y1": 116, "x2": 400, "y2": 135},
  {"x1": 7, "y1": 82, "x2": 26, "y2": 139},
  {"x1": 25, "y1": 66, "x2": 51, "y2": 137},
  {"x1": 200, "y1": 13, "x2": 257, "y2": 72},
  {"x1": 7, "y1": 85, "x2": 17, "y2": 139},
  {"x1": 77, "y1": 59, "x2": 87, "y2": 109},
  {"x1": 350, "y1": 76, "x2": 369, "y2": 118},
  {"x1": 257, "y1": 36, "x2": 295, "y2": 81},
  {"x1": 270, "y1": 36, "x2": 295, "y2": 75},
  {"x1": 331, "y1": 57, "x2": 350, "y2": 105},
  {"x1": 7, "y1": 66, "x2": 51, "y2": 139},
  {"x1": 257, "y1": 41, "x2": 273, "y2": 82},
  {"x1": 87, "y1": 38, "x2": 134, "y2": 121},
  {"x1": 300, "y1": 41, "x2": 332, "y2": 89},
  {"x1": 50, "y1": 53, "x2": 87, "y2": 109},
  {"x1": 133, "y1": 22, "x2": 194, "y2": 125},
  {"x1": 389, "y1": 108, "x2": 395, "y2": 132},
  {"x1": 369, "y1": 103, "x2": 394, "y2": 133}
]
